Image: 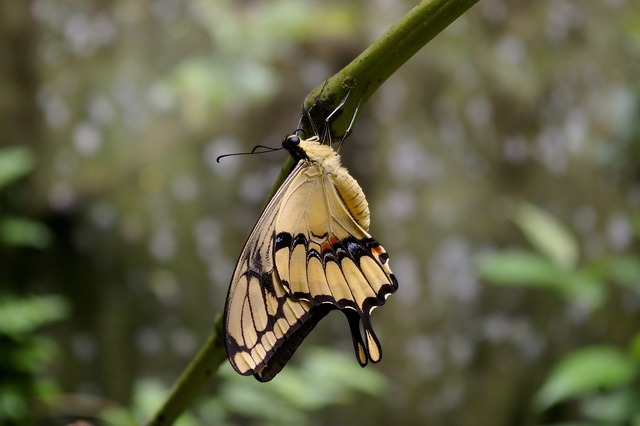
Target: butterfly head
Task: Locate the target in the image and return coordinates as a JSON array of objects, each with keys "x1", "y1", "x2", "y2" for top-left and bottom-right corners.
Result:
[
  {"x1": 283, "y1": 133, "x2": 341, "y2": 171},
  {"x1": 282, "y1": 133, "x2": 318, "y2": 161},
  {"x1": 282, "y1": 134, "x2": 303, "y2": 156}
]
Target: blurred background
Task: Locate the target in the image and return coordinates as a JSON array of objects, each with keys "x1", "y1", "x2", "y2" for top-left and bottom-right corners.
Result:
[{"x1": 1, "y1": 0, "x2": 639, "y2": 425}]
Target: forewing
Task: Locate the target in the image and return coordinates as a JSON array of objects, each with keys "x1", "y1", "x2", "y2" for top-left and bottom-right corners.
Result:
[{"x1": 223, "y1": 163, "x2": 332, "y2": 381}]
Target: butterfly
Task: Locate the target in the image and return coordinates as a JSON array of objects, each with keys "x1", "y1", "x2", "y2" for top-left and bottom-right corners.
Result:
[{"x1": 223, "y1": 132, "x2": 398, "y2": 382}]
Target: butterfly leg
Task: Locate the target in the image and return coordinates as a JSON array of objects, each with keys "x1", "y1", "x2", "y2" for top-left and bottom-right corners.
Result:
[
  {"x1": 300, "y1": 80, "x2": 329, "y2": 139},
  {"x1": 336, "y1": 94, "x2": 363, "y2": 152}
]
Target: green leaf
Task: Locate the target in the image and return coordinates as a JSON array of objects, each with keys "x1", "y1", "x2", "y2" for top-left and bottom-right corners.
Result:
[
  {"x1": 301, "y1": 347, "x2": 387, "y2": 398},
  {"x1": 0, "y1": 295, "x2": 70, "y2": 336},
  {"x1": 0, "y1": 146, "x2": 35, "y2": 191},
  {"x1": 216, "y1": 347, "x2": 387, "y2": 425},
  {"x1": 0, "y1": 389, "x2": 28, "y2": 421},
  {"x1": 219, "y1": 368, "x2": 307, "y2": 426},
  {"x1": 475, "y1": 250, "x2": 561, "y2": 287},
  {"x1": 0, "y1": 217, "x2": 52, "y2": 249},
  {"x1": 579, "y1": 388, "x2": 639, "y2": 423},
  {"x1": 534, "y1": 346, "x2": 638, "y2": 411},
  {"x1": 9, "y1": 335, "x2": 58, "y2": 373},
  {"x1": 513, "y1": 202, "x2": 579, "y2": 270},
  {"x1": 477, "y1": 252, "x2": 607, "y2": 309},
  {"x1": 558, "y1": 269, "x2": 607, "y2": 311}
]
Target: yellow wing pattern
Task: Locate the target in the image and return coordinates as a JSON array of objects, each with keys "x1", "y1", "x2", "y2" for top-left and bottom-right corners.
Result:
[
  {"x1": 224, "y1": 135, "x2": 397, "y2": 381},
  {"x1": 225, "y1": 162, "x2": 328, "y2": 381},
  {"x1": 273, "y1": 161, "x2": 396, "y2": 365}
]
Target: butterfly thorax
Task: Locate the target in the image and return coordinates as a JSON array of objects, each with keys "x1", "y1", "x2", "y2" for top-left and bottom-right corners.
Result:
[
  {"x1": 283, "y1": 135, "x2": 341, "y2": 173},
  {"x1": 283, "y1": 134, "x2": 371, "y2": 231}
]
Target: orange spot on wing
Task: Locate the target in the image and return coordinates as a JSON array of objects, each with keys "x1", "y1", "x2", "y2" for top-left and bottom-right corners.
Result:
[
  {"x1": 322, "y1": 236, "x2": 341, "y2": 252},
  {"x1": 371, "y1": 245, "x2": 384, "y2": 255}
]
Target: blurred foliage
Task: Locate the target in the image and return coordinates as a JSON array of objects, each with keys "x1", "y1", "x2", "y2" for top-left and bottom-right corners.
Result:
[
  {"x1": 0, "y1": 147, "x2": 52, "y2": 249},
  {"x1": 100, "y1": 347, "x2": 386, "y2": 426},
  {"x1": 535, "y1": 344, "x2": 640, "y2": 424},
  {"x1": 0, "y1": 147, "x2": 35, "y2": 191},
  {"x1": 513, "y1": 201, "x2": 579, "y2": 270},
  {"x1": 0, "y1": 295, "x2": 70, "y2": 426},
  {"x1": 0, "y1": 217, "x2": 52, "y2": 250},
  {"x1": 477, "y1": 202, "x2": 640, "y2": 311},
  {"x1": 169, "y1": 1, "x2": 356, "y2": 130},
  {"x1": 0, "y1": 148, "x2": 69, "y2": 425},
  {"x1": 0, "y1": 295, "x2": 69, "y2": 337},
  {"x1": 477, "y1": 203, "x2": 640, "y2": 424}
]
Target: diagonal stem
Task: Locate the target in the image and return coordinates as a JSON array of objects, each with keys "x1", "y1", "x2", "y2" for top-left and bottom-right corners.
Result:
[
  {"x1": 269, "y1": 0, "x2": 480, "y2": 202},
  {"x1": 301, "y1": 0, "x2": 481, "y2": 145}
]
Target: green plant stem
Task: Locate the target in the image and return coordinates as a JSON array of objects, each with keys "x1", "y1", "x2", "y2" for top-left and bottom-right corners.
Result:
[
  {"x1": 145, "y1": 316, "x2": 225, "y2": 426},
  {"x1": 146, "y1": 0, "x2": 480, "y2": 424},
  {"x1": 302, "y1": 0, "x2": 480, "y2": 141}
]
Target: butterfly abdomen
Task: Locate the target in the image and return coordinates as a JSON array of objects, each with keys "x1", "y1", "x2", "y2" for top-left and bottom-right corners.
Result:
[
  {"x1": 296, "y1": 139, "x2": 371, "y2": 231},
  {"x1": 332, "y1": 169, "x2": 371, "y2": 231}
]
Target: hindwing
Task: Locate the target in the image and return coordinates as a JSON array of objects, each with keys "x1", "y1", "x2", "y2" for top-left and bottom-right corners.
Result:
[{"x1": 273, "y1": 161, "x2": 398, "y2": 365}]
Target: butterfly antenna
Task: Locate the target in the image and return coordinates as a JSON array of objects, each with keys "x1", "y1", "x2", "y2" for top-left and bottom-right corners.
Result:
[
  {"x1": 292, "y1": 128, "x2": 307, "y2": 139},
  {"x1": 216, "y1": 145, "x2": 283, "y2": 163}
]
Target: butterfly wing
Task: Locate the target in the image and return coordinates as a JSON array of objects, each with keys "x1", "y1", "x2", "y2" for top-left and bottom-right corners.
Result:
[
  {"x1": 224, "y1": 162, "x2": 335, "y2": 381},
  {"x1": 273, "y1": 162, "x2": 398, "y2": 365}
]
